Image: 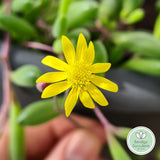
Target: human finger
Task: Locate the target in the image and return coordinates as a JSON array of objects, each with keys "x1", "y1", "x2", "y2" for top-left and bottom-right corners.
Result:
[
  {"x1": 45, "y1": 129, "x2": 103, "y2": 160},
  {"x1": 0, "y1": 114, "x2": 105, "y2": 160}
]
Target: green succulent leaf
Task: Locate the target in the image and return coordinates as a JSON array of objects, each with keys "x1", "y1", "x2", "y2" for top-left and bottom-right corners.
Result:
[
  {"x1": 59, "y1": 0, "x2": 72, "y2": 15},
  {"x1": 52, "y1": 14, "x2": 67, "y2": 38},
  {"x1": 93, "y1": 41, "x2": 108, "y2": 63},
  {"x1": 0, "y1": 13, "x2": 38, "y2": 40},
  {"x1": 123, "y1": 58, "x2": 160, "y2": 75},
  {"x1": 0, "y1": 5, "x2": 6, "y2": 14},
  {"x1": 10, "y1": 100, "x2": 25, "y2": 160},
  {"x1": 12, "y1": 0, "x2": 43, "y2": 14},
  {"x1": 120, "y1": 0, "x2": 144, "y2": 18},
  {"x1": 52, "y1": 0, "x2": 72, "y2": 38},
  {"x1": 115, "y1": 127, "x2": 131, "y2": 139},
  {"x1": 12, "y1": 0, "x2": 44, "y2": 21},
  {"x1": 18, "y1": 99, "x2": 59, "y2": 125},
  {"x1": 68, "y1": 28, "x2": 91, "y2": 41},
  {"x1": 123, "y1": 8, "x2": 144, "y2": 24},
  {"x1": 64, "y1": 28, "x2": 91, "y2": 48},
  {"x1": 107, "y1": 131, "x2": 132, "y2": 160},
  {"x1": 112, "y1": 31, "x2": 160, "y2": 58},
  {"x1": 41, "y1": 0, "x2": 59, "y2": 24},
  {"x1": 67, "y1": 0, "x2": 98, "y2": 28},
  {"x1": 53, "y1": 38, "x2": 63, "y2": 54},
  {"x1": 98, "y1": 0, "x2": 121, "y2": 29},
  {"x1": 11, "y1": 65, "x2": 42, "y2": 88},
  {"x1": 153, "y1": 13, "x2": 160, "y2": 39},
  {"x1": 93, "y1": 41, "x2": 108, "y2": 76},
  {"x1": 109, "y1": 46, "x2": 124, "y2": 65}
]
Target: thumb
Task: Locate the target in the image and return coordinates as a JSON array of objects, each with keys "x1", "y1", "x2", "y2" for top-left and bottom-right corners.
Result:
[{"x1": 45, "y1": 129, "x2": 103, "y2": 160}]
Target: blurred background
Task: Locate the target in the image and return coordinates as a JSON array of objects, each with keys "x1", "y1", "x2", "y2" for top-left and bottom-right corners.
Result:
[{"x1": 1, "y1": 0, "x2": 160, "y2": 159}]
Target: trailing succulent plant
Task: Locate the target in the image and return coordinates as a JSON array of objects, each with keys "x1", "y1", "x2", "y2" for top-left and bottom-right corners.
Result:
[{"x1": 0, "y1": 0, "x2": 160, "y2": 160}]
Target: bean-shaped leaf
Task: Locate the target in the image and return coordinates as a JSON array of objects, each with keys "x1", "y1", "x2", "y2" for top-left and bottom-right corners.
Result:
[
  {"x1": 10, "y1": 100, "x2": 25, "y2": 160},
  {"x1": 68, "y1": 28, "x2": 91, "y2": 41},
  {"x1": 120, "y1": 0, "x2": 144, "y2": 18},
  {"x1": 53, "y1": 38, "x2": 63, "y2": 54},
  {"x1": 65, "y1": 28, "x2": 91, "y2": 48},
  {"x1": 109, "y1": 46, "x2": 124, "y2": 65},
  {"x1": 18, "y1": 99, "x2": 59, "y2": 125},
  {"x1": 12, "y1": 0, "x2": 43, "y2": 14},
  {"x1": 52, "y1": 0, "x2": 71, "y2": 38},
  {"x1": 98, "y1": 0, "x2": 121, "y2": 28},
  {"x1": 11, "y1": 65, "x2": 42, "y2": 87},
  {"x1": 59, "y1": 0, "x2": 72, "y2": 15},
  {"x1": 52, "y1": 15, "x2": 67, "y2": 38},
  {"x1": 123, "y1": 8, "x2": 144, "y2": 24},
  {"x1": 107, "y1": 131, "x2": 132, "y2": 160},
  {"x1": 112, "y1": 31, "x2": 160, "y2": 58},
  {"x1": 53, "y1": 28, "x2": 91, "y2": 54},
  {"x1": 12, "y1": 0, "x2": 43, "y2": 21},
  {"x1": 67, "y1": 0, "x2": 98, "y2": 28},
  {"x1": 94, "y1": 41, "x2": 108, "y2": 63},
  {"x1": 154, "y1": 13, "x2": 160, "y2": 39},
  {"x1": 123, "y1": 58, "x2": 160, "y2": 75},
  {"x1": 93, "y1": 41, "x2": 108, "y2": 76},
  {"x1": 0, "y1": 13, "x2": 38, "y2": 40}
]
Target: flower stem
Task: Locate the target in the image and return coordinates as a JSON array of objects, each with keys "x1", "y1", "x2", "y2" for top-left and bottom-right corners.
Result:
[
  {"x1": 93, "y1": 105, "x2": 117, "y2": 133},
  {"x1": 0, "y1": 0, "x2": 12, "y2": 135},
  {"x1": 53, "y1": 96, "x2": 63, "y2": 113},
  {"x1": 24, "y1": 42, "x2": 56, "y2": 53},
  {"x1": 36, "y1": 19, "x2": 51, "y2": 32},
  {"x1": 4, "y1": 0, "x2": 11, "y2": 14},
  {"x1": 94, "y1": 105, "x2": 131, "y2": 142},
  {"x1": 0, "y1": 34, "x2": 12, "y2": 134},
  {"x1": 68, "y1": 116, "x2": 82, "y2": 128}
]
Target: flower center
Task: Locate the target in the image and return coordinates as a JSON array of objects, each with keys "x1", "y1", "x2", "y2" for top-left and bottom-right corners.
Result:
[{"x1": 67, "y1": 65, "x2": 91, "y2": 88}]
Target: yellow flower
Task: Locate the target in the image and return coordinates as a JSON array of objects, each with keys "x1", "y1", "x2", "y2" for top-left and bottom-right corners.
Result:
[{"x1": 36, "y1": 34, "x2": 118, "y2": 117}]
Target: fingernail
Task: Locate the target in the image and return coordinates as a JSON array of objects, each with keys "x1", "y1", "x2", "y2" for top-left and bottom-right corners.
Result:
[{"x1": 65, "y1": 130, "x2": 100, "y2": 160}]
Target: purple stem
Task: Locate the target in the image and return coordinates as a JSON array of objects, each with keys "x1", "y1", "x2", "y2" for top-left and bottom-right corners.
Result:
[
  {"x1": 0, "y1": 34, "x2": 11, "y2": 133},
  {"x1": 24, "y1": 42, "x2": 55, "y2": 53},
  {"x1": 4, "y1": 0, "x2": 11, "y2": 14},
  {"x1": 94, "y1": 105, "x2": 117, "y2": 133},
  {"x1": 36, "y1": 19, "x2": 51, "y2": 32},
  {"x1": 95, "y1": 21, "x2": 111, "y2": 41}
]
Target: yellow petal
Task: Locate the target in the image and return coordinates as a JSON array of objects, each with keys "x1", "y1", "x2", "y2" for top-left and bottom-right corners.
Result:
[
  {"x1": 36, "y1": 72, "x2": 67, "y2": 83},
  {"x1": 87, "y1": 83, "x2": 108, "y2": 106},
  {"x1": 83, "y1": 41, "x2": 95, "y2": 65},
  {"x1": 76, "y1": 33, "x2": 87, "y2": 63},
  {"x1": 65, "y1": 87, "x2": 79, "y2": 117},
  {"x1": 79, "y1": 90, "x2": 95, "y2": 109},
  {"x1": 42, "y1": 56, "x2": 68, "y2": 71},
  {"x1": 91, "y1": 75, "x2": 118, "y2": 92},
  {"x1": 62, "y1": 36, "x2": 75, "y2": 65},
  {"x1": 89, "y1": 63, "x2": 111, "y2": 73},
  {"x1": 42, "y1": 81, "x2": 71, "y2": 98}
]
